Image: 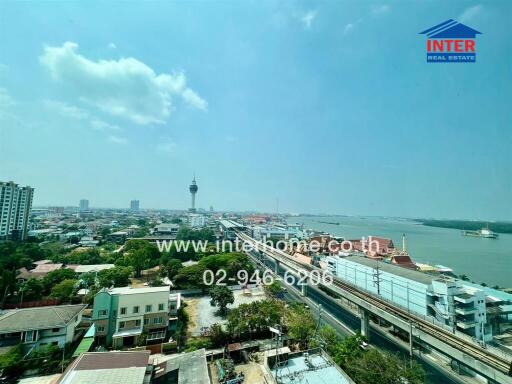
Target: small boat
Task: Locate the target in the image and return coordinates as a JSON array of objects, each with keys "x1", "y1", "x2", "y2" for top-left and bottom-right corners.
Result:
[{"x1": 462, "y1": 226, "x2": 498, "y2": 239}]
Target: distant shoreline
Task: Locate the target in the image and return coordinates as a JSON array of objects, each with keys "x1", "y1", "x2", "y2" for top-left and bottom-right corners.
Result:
[{"x1": 415, "y1": 219, "x2": 512, "y2": 234}]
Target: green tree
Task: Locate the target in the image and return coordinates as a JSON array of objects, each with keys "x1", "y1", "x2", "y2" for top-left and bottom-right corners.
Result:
[
  {"x1": 264, "y1": 281, "x2": 284, "y2": 298},
  {"x1": 149, "y1": 278, "x2": 165, "y2": 287},
  {"x1": 209, "y1": 323, "x2": 229, "y2": 347},
  {"x1": 20, "y1": 278, "x2": 44, "y2": 301},
  {"x1": 165, "y1": 259, "x2": 183, "y2": 279},
  {"x1": 97, "y1": 266, "x2": 133, "y2": 287},
  {"x1": 124, "y1": 240, "x2": 160, "y2": 277},
  {"x1": 285, "y1": 303, "x2": 316, "y2": 349},
  {"x1": 174, "y1": 264, "x2": 207, "y2": 290},
  {"x1": 42, "y1": 269, "x2": 77, "y2": 294},
  {"x1": 0, "y1": 344, "x2": 23, "y2": 378},
  {"x1": 209, "y1": 286, "x2": 234, "y2": 315},
  {"x1": 50, "y1": 279, "x2": 78, "y2": 301}
]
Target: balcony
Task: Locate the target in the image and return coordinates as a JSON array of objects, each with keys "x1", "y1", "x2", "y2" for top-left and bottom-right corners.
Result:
[
  {"x1": 456, "y1": 320, "x2": 477, "y2": 329},
  {"x1": 113, "y1": 327, "x2": 142, "y2": 338},
  {"x1": 455, "y1": 306, "x2": 477, "y2": 315},
  {"x1": 454, "y1": 293, "x2": 474, "y2": 304}
]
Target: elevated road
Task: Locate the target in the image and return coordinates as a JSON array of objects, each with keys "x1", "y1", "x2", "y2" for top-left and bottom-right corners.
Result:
[{"x1": 235, "y1": 230, "x2": 512, "y2": 384}]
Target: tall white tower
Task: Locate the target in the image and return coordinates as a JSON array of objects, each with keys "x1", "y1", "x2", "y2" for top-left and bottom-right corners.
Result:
[{"x1": 189, "y1": 176, "x2": 198, "y2": 212}]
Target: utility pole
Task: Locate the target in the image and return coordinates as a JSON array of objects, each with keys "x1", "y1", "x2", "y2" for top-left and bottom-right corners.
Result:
[
  {"x1": 407, "y1": 282, "x2": 413, "y2": 357},
  {"x1": 373, "y1": 261, "x2": 381, "y2": 295}
]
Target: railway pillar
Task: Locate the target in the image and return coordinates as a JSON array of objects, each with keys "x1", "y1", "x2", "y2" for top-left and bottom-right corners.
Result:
[
  {"x1": 274, "y1": 260, "x2": 279, "y2": 275},
  {"x1": 360, "y1": 307, "x2": 370, "y2": 340},
  {"x1": 301, "y1": 282, "x2": 307, "y2": 296}
]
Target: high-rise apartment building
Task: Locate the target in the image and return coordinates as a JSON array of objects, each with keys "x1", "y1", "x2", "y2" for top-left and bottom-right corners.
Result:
[
  {"x1": 79, "y1": 199, "x2": 89, "y2": 211},
  {"x1": 130, "y1": 199, "x2": 140, "y2": 211},
  {"x1": 0, "y1": 181, "x2": 34, "y2": 240}
]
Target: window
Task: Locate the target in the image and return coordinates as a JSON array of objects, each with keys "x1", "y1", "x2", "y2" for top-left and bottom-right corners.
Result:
[
  {"x1": 135, "y1": 320, "x2": 141, "y2": 327},
  {"x1": 133, "y1": 306, "x2": 139, "y2": 314},
  {"x1": 120, "y1": 307, "x2": 127, "y2": 315},
  {"x1": 119, "y1": 322, "x2": 125, "y2": 330},
  {"x1": 153, "y1": 316, "x2": 163, "y2": 324},
  {"x1": 170, "y1": 305, "x2": 176, "y2": 310},
  {"x1": 144, "y1": 318, "x2": 150, "y2": 326},
  {"x1": 52, "y1": 328, "x2": 60, "y2": 332},
  {"x1": 145, "y1": 305, "x2": 152, "y2": 313},
  {"x1": 158, "y1": 303, "x2": 164, "y2": 311},
  {"x1": 97, "y1": 326, "x2": 105, "y2": 332},
  {"x1": 98, "y1": 309, "x2": 107, "y2": 316},
  {"x1": 24, "y1": 330, "x2": 36, "y2": 342}
]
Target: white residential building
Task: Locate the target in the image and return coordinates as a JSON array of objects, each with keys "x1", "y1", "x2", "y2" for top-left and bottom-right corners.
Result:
[
  {"x1": 0, "y1": 305, "x2": 86, "y2": 350},
  {"x1": 92, "y1": 287, "x2": 181, "y2": 348},
  {"x1": 0, "y1": 181, "x2": 34, "y2": 240},
  {"x1": 325, "y1": 255, "x2": 492, "y2": 342},
  {"x1": 188, "y1": 213, "x2": 206, "y2": 228}
]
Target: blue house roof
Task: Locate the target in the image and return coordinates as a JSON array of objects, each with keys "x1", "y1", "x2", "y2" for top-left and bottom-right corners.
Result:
[{"x1": 420, "y1": 19, "x2": 482, "y2": 38}]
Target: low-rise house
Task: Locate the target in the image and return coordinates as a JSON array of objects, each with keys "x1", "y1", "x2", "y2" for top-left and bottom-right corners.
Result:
[
  {"x1": 152, "y1": 224, "x2": 179, "y2": 236},
  {"x1": 92, "y1": 287, "x2": 180, "y2": 348},
  {"x1": 0, "y1": 304, "x2": 87, "y2": 350},
  {"x1": 58, "y1": 351, "x2": 152, "y2": 384},
  {"x1": 151, "y1": 348, "x2": 210, "y2": 384},
  {"x1": 67, "y1": 264, "x2": 115, "y2": 274}
]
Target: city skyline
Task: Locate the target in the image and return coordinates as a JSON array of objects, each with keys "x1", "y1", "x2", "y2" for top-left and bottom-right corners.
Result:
[{"x1": 1, "y1": 1, "x2": 511, "y2": 220}]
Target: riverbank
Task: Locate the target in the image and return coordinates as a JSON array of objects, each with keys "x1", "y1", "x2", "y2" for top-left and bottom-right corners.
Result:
[
  {"x1": 416, "y1": 219, "x2": 512, "y2": 234},
  {"x1": 287, "y1": 215, "x2": 512, "y2": 288}
]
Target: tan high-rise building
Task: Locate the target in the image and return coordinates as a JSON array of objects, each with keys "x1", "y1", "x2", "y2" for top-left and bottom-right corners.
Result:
[{"x1": 0, "y1": 181, "x2": 34, "y2": 240}]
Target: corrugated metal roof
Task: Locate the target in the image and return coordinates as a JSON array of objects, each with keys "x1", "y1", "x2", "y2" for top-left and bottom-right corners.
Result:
[{"x1": 343, "y1": 255, "x2": 435, "y2": 285}]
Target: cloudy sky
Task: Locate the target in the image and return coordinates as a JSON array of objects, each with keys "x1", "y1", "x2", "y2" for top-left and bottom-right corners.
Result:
[{"x1": 0, "y1": 1, "x2": 511, "y2": 220}]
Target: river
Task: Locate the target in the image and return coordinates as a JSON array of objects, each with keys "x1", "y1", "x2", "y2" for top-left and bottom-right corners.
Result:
[{"x1": 286, "y1": 216, "x2": 512, "y2": 288}]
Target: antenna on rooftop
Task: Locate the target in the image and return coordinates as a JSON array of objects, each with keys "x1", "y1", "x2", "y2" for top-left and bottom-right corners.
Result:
[{"x1": 402, "y1": 233, "x2": 407, "y2": 253}]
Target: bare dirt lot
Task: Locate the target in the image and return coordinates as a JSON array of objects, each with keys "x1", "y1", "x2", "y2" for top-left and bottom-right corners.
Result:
[{"x1": 186, "y1": 287, "x2": 266, "y2": 336}]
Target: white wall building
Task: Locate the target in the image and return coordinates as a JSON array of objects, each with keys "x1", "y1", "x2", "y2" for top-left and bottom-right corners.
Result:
[
  {"x1": 325, "y1": 255, "x2": 492, "y2": 342},
  {"x1": 92, "y1": 286, "x2": 181, "y2": 348},
  {"x1": 188, "y1": 213, "x2": 206, "y2": 228},
  {"x1": 0, "y1": 304, "x2": 86, "y2": 350},
  {"x1": 0, "y1": 181, "x2": 34, "y2": 240}
]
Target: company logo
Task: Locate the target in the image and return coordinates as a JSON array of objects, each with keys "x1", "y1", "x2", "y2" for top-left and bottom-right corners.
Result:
[{"x1": 420, "y1": 19, "x2": 482, "y2": 63}]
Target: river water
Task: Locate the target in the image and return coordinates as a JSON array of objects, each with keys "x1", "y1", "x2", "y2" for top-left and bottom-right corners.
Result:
[{"x1": 287, "y1": 216, "x2": 512, "y2": 288}]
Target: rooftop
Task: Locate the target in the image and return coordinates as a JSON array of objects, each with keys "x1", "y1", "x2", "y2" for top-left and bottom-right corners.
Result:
[
  {"x1": 153, "y1": 348, "x2": 210, "y2": 384},
  {"x1": 72, "y1": 264, "x2": 115, "y2": 273},
  {"x1": 271, "y1": 351, "x2": 354, "y2": 384},
  {"x1": 59, "y1": 351, "x2": 151, "y2": 384},
  {"x1": 342, "y1": 255, "x2": 435, "y2": 285},
  {"x1": 106, "y1": 286, "x2": 170, "y2": 295},
  {"x1": 0, "y1": 304, "x2": 87, "y2": 333}
]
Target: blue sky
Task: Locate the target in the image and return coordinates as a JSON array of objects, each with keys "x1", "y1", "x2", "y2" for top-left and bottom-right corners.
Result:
[{"x1": 0, "y1": 1, "x2": 511, "y2": 220}]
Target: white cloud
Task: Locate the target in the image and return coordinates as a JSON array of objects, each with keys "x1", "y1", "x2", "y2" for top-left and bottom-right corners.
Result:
[
  {"x1": 90, "y1": 119, "x2": 120, "y2": 131},
  {"x1": 43, "y1": 99, "x2": 89, "y2": 120},
  {"x1": 0, "y1": 88, "x2": 15, "y2": 109},
  {"x1": 0, "y1": 88, "x2": 16, "y2": 121},
  {"x1": 343, "y1": 23, "x2": 355, "y2": 35},
  {"x1": 107, "y1": 135, "x2": 128, "y2": 144},
  {"x1": 300, "y1": 10, "x2": 317, "y2": 29},
  {"x1": 39, "y1": 42, "x2": 207, "y2": 125},
  {"x1": 43, "y1": 99, "x2": 121, "y2": 134},
  {"x1": 372, "y1": 4, "x2": 390, "y2": 16},
  {"x1": 156, "y1": 138, "x2": 177, "y2": 154},
  {"x1": 459, "y1": 5, "x2": 482, "y2": 23}
]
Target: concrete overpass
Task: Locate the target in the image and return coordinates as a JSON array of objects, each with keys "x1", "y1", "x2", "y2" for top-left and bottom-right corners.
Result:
[{"x1": 235, "y1": 230, "x2": 512, "y2": 384}]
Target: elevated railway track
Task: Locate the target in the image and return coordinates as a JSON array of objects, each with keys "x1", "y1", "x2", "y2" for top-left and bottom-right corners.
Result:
[{"x1": 235, "y1": 230, "x2": 512, "y2": 383}]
